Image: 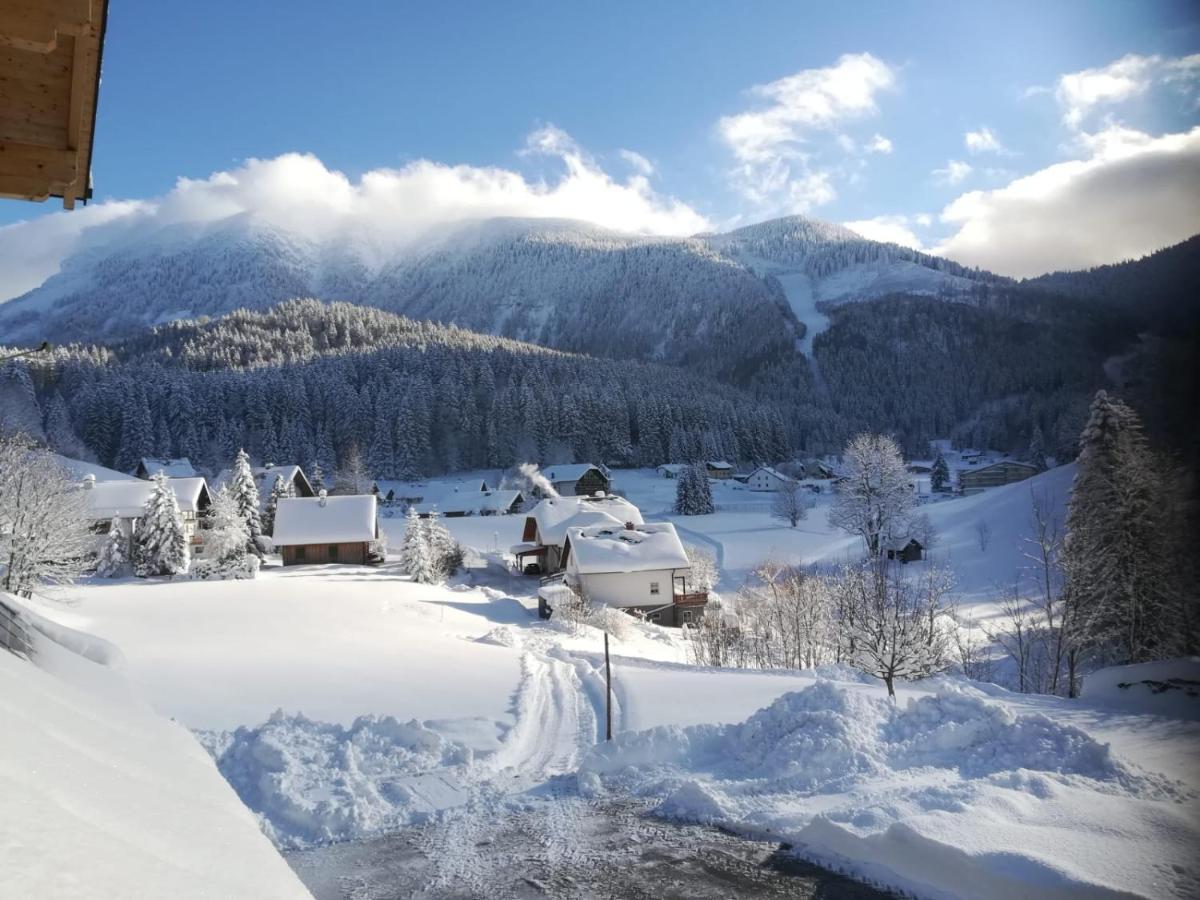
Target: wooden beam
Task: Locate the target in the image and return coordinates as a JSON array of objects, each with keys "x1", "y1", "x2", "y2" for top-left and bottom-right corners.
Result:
[
  {"x1": 0, "y1": 0, "x2": 92, "y2": 53},
  {"x1": 0, "y1": 140, "x2": 77, "y2": 184}
]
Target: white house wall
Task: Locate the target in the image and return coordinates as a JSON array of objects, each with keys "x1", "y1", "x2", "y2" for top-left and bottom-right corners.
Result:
[{"x1": 571, "y1": 569, "x2": 678, "y2": 610}]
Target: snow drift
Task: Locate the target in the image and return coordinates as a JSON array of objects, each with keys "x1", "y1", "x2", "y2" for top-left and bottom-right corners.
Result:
[
  {"x1": 0, "y1": 595, "x2": 310, "y2": 900},
  {"x1": 198, "y1": 710, "x2": 475, "y2": 848},
  {"x1": 580, "y1": 679, "x2": 1199, "y2": 899}
]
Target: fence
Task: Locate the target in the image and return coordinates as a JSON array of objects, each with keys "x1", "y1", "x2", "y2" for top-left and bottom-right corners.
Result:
[{"x1": 0, "y1": 598, "x2": 32, "y2": 659}]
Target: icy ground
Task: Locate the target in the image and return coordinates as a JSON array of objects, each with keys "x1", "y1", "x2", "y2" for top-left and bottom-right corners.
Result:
[{"x1": 287, "y1": 796, "x2": 893, "y2": 900}]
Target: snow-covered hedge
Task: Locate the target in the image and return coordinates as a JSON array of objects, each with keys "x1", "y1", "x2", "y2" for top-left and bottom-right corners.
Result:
[{"x1": 188, "y1": 556, "x2": 260, "y2": 581}]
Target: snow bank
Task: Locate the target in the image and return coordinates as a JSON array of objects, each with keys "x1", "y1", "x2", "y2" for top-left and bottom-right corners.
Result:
[
  {"x1": 581, "y1": 679, "x2": 1199, "y2": 899},
  {"x1": 199, "y1": 710, "x2": 475, "y2": 848},
  {"x1": 1081, "y1": 657, "x2": 1200, "y2": 721},
  {"x1": 0, "y1": 595, "x2": 310, "y2": 900}
]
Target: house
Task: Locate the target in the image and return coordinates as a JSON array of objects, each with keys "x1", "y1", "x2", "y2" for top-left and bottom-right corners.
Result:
[
  {"x1": 81, "y1": 474, "x2": 211, "y2": 557},
  {"x1": 656, "y1": 464, "x2": 686, "y2": 479},
  {"x1": 746, "y1": 466, "x2": 796, "y2": 492},
  {"x1": 134, "y1": 457, "x2": 197, "y2": 479},
  {"x1": 543, "y1": 464, "x2": 610, "y2": 497},
  {"x1": 705, "y1": 461, "x2": 734, "y2": 480},
  {"x1": 800, "y1": 458, "x2": 835, "y2": 479},
  {"x1": 510, "y1": 494, "x2": 642, "y2": 575},
  {"x1": 886, "y1": 538, "x2": 924, "y2": 564},
  {"x1": 272, "y1": 492, "x2": 380, "y2": 566},
  {"x1": 556, "y1": 521, "x2": 707, "y2": 627},
  {"x1": 215, "y1": 463, "x2": 315, "y2": 500},
  {"x1": 373, "y1": 478, "x2": 489, "y2": 507},
  {"x1": 958, "y1": 460, "x2": 1038, "y2": 493},
  {"x1": 415, "y1": 487, "x2": 523, "y2": 518},
  {"x1": 906, "y1": 463, "x2": 933, "y2": 475}
]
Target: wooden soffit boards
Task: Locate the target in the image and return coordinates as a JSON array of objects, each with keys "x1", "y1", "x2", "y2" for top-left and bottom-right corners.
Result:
[{"x1": 0, "y1": 0, "x2": 108, "y2": 208}]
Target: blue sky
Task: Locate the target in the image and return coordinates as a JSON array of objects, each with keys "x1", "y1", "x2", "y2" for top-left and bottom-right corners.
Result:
[{"x1": 1, "y1": 0, "x2": 1198, "y2": 285}]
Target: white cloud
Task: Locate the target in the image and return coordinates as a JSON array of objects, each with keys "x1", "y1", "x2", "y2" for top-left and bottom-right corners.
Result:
[
  {"x1": 934, "y1": 125, "x2": 1200, "y2": 277},
  {"x1": 0, "y1": 128, "x2": 712, "y2": 301},
  {"x1": 964, "y1": 127, "x2": 1004, "y2": 154},
  {"x1": 867, "y1": 133, "x2": 893, "y2": 154},
  {"x1": 1055, "y1": 53, "x2": 1200, "y2": 128},
  {"x1": 617, "y1": 148, "x2": 655, "y2": 176},
  {"x1": 717, "y1": 53, "x2": 896, "y2": 212},
  {"x1": 932, "y1": 159, "x2": 973, "y2": 185},
  {"x1": 843, "y1": 214, "x2": 926, "y2": 250}
]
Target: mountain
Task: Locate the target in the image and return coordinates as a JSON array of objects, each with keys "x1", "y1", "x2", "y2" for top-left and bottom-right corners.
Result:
[{"x1": 0, "y1": 214, "x2": 997, "y2": 383}]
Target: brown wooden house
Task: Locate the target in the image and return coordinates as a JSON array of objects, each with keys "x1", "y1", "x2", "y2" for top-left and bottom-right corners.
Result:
[
  {"x1": 272, "y1": 492, "x2": 380, "y2": 566},
  {"x1": 958, "y1": 460, "x2": 1038, "y2": 492},
  {"x1": 544, "y1": 464, "x2": 610, "y2": 497}
]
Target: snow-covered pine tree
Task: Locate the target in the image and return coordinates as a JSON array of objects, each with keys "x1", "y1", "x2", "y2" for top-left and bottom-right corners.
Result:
[
  {"x1": 309, "y1": 460, "x2": 325, "y2": 494},
  {"x1": 191, "y1": 485, "x2": 257, "y2": 579},
  {"x1": 227, "y1": 448, "x2": 264, "y2": 556},
  {"x1": 425, "y1": 508, "x2": 463, "y2": 579},
  {"x1": 261, "y1": 474, "x2": 293, "y2": 537},
  {"x1": 1028, "y1": 425, "x2": 1048, "y2": 470},
  {"x1": 931, "y1": 451, "x2": 950, "y2": 493},
  {"x1": 400, "y1": 506, "x2": 439, "y2": 584},
  {"x1": 675, "y1": 463, "x2": 714, "y2": 515},
  {"x1": 673, "y1": 464, "x2": 693, "y2": 515},
  {"x1": 1063, "y1": 391, "x2": 1179, "y2": 664},
  {"x1": 133, "y1": 473, "x2": 189, "y2": 577},
  {"x1": 94, "y1": 517, "x2": 128, "y2": 577}
]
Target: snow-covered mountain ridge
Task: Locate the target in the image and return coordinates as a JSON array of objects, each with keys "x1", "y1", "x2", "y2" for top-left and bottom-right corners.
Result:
[{"x1": 0, "y1": 213, "x2": 997, "y2": 381}]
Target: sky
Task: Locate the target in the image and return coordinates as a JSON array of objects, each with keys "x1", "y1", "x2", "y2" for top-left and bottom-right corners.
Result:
[{"x1": 1, "y1": 0, "x2": 1198, "y2": 296}]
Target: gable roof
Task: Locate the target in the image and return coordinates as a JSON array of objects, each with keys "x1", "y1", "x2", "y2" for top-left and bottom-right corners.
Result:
[
  {"x1": 53, "y1": 454, "x2": 137, "y2": 483},
  {"x1": 749, "y1": 466, "x2": 794, "y2": 482},
  {"x1": 545, "y1": 464, "x2": 606, "y2": 484},
  {"x1": 214, "y1": 463, "x2": 313, "y2": 498},
  {"x1": 138, "y1": 457, "x2": 197, "y2": 478},
  {"x1": 964, "y1": 460, "x2": 1039, "y2": 476},
  {"x1": 272, "y1": 495, "x2": 378, "y2": 545},
  {"x1": 706, "y1": 460, "x2": 734, "y2": 470},
  {"x1": 565, "y1": 522, "x2": 690, "y2": 575},
  {"x1": 83, "y1": 476, "x2": 209, "y2": 519},
  {"x1": 528, "y1": 496, "x2": 643, "y2": 547}
]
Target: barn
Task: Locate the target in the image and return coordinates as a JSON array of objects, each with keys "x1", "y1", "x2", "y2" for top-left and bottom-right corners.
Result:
[
  {"x1": 272, "y1": 492, "x2": 380, "y2": 566},
  {"x1": 544, "y1": 464, "x2": 610, "y2": 497}
]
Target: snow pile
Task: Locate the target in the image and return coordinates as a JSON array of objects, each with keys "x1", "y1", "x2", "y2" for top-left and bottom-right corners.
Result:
[
  {"x1": 476, "y1": 625, "x2": 520, "y2": 647},
  {"x1": 199, "y1": 710, "x2": 475, "y2": 848},
  {"x1": 1081, "y1": 657, "x2": 1200, "y2": 721},
  {"x1": 0, "y1": 596, "x2": 310, "y2": 899},
  {"x1": 581, "y1": 679, "x2": 1199, "y2": 899}
]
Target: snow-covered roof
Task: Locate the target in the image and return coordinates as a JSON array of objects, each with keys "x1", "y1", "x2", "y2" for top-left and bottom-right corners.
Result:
[
  {"x1": 413, "y1": 487, "x2": 522, "y2": 516},
  {"x1": 545, "y1": 463, "x2": 605, "y2": 484},
  {"x1": 528, "y1": 496, "x2": 643, "y2": 546},
  {"x1": 565, "y1": 522, "x2": 690, "y2": 575},
  {"x1": 749, "y1": 466, "x2": 794, "y2": 482},
  {"x1": 706, "y1": 460, "x2": 734, "y2": 470},
  {"x1": 214, "y1": 464, "x2": 311, "y2": 497},
  {"x1": 376, "y1": 478, "x2": 488, "y2": 502},
  {"x1": 53, "y1": 454, "x2": 137, "y2": 483},
  {"x1": 272, "y1": 495, "x2": 378, "y2": 545},
  {"x1": 965, "y1": 460, "x2": 1039, "y2": 475},
  {"x1": 138, "y1": 457, "x2": 197, "y2": 478},
  {"x1": 83, "y1": 476, "x2": 209, "y2": 519},
  {"x1": 656, "y1": 463, "x2": 686, "y2": 474}
]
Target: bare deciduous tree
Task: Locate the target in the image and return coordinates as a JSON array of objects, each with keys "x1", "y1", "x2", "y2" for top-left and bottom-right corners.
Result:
[
  {"x1": 0, "y1": 433, "x2": 93, "y2": 598},
  {"x1": 771, "y1": 480, "x2": 811, "y2": 528},
  {"x1": 975, "y1": 519, "x2": 992, "y2": 553}
]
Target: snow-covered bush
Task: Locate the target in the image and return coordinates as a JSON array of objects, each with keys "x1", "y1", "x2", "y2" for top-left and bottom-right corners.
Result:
[{"x1": 93, "y1": 517, "x2": 129, "y2": 578}]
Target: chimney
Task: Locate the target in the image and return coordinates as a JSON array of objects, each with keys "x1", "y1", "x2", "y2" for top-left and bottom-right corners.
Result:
[
  {"x1": 625, "y1": 521, "x2": 635, "y2": 530},
  {"x1": 318, "y1": 488, "x2": 327, "y2": 507},
  {"x1": 82, "y1": 473, "x2": 95, "y2": 490}
]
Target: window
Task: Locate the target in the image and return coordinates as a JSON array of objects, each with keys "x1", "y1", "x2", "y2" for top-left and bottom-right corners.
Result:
[
  {"x1": 649, "y1": 581, "x2": 660, "y2": 595},
  {"x1": 648, "y1": 612, "x2": 661, "y2": 623},
  {"x1": 328, "y1": 545, "x2": 339, "y2": 560},
  {"x1": 294, "y1": 547, "x2": 306, "y2": 562}
]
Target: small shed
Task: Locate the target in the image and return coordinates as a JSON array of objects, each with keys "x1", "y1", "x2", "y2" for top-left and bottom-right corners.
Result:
[
  {"x1": 705, "y1": 461, "x2": 734, "y2": 480},
  {"x1": 272, "y1": 492, "x2": 380, "y2": 566},
  {"x1": 886, "y1": 538, "x2": 924, "y2": 564},
  {"x1": 656, "y1": 464, "x2": 686, "y2": 479}
]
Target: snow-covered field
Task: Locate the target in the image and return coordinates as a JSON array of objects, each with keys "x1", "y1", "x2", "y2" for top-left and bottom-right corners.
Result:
[{"x1": 11, "y1": 466, "x2": 1199, "y2": 899}]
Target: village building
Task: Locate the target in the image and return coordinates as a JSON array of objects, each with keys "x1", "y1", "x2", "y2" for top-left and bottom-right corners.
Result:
[
  {"x1": 705, "y1": 461, "x2": 734, "y2": 480},
  {"x1": 542, "y1": 464, "x2": 610, "y2": 497},
  {"x1": 272, "y1": 492, "x2": 380, "y2": 566},
  {"x1": 958, "y1": 460, "x2": 1039, "y2": 493},
  {"x1": 215, "y1": 463, "x2": 315, "y2": 499},
  {"x1": 82, "y1": 474, "x2": 211, "y2": 557},
  {"x1": 800, "y1": 458, "x2": 836, "y2": 479},
  {"x1": 134, "y1": 457, "x2": 198, "y2": 479},
  {"x1": 510, "y1": 494, "x2": 642, "y2": 575},
  {"x1": 656, "y1": 463, "x2": 686, "y2": 479},
  {"x1": 746, "y1": 466, "x2": 796, "y2": 492},
  {"x1": 885, "y1": 537, "x2": 925, "y2": 564},
  {"x1": 551, "y1": 521, "x2": 707, "y2": 627},
  {"x1": 373, "y1": 478, "x2": 489, "y2": 508}
]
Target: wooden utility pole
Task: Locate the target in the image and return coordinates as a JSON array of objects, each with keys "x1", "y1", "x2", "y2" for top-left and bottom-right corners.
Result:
[{"x1": 604, "y1": 631, "x2": 613, "y2": 741}]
